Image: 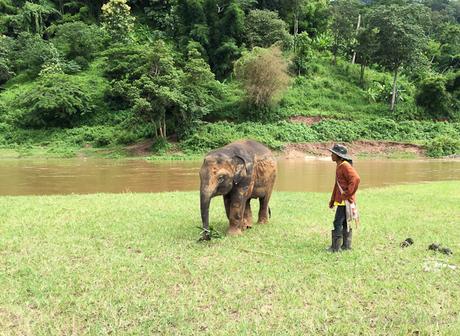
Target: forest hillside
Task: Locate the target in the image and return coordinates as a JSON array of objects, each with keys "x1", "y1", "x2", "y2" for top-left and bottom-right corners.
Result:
[{"x1": 1, "y1": 0, "x2": 459, "y2": 157}]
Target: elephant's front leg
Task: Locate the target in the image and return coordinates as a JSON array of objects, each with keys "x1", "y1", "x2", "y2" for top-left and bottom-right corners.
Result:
[
  {"x1": 223, "y1": 194, "x2": 231, "y2": 220},
  {"x1": 243, "y1": 199, "x2": 253, "y2": 229},
  {"x1": 227, "y1": 193, "x2": 247, "y2": 236}
]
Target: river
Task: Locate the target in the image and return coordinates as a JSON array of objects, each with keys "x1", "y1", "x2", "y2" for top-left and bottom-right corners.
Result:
[{"x1": 0, "y1": 157, "x2": 459, "y2": 196}]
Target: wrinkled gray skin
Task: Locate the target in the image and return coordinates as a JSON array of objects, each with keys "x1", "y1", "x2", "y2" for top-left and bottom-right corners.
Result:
[{"x1": 199, "y1": 140, "x2": 277, "y2": 240}]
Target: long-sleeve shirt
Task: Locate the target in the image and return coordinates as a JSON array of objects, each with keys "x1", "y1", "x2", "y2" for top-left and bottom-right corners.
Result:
[{"x1": 330, "y1": 161, "x2": 361, "y2": 204}]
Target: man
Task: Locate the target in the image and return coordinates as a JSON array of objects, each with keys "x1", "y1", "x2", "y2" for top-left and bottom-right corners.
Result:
[{"x1": 327, "y1": 144, "x2": 360, "y2": 252}]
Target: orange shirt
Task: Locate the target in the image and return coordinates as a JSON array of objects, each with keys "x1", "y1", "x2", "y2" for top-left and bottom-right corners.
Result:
[{"x1": 330, "y1": 161, "x2": 361, "y2": 204}]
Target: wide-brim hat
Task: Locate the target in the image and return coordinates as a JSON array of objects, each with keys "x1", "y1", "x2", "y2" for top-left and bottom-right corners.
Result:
[{"x1": 328, "y1": 144, "x2": 352, "y2": 161}]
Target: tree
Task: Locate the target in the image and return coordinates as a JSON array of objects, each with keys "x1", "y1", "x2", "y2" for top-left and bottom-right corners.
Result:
[
  {"x1": 368, "y1": 4, "x2": 430, "y2": 110},
  {"x1": 179, "y1": 45, "x2": 222, "y2": 136},
  {"x1": 416, "y1": 72, "x2": 460, "y2": 120},
  {"x1": 140, "y1": 0, "x2": 177, "y2": 34},
  {"x1": 104, "y1": 40, "x2": 222, "y2": 139},
  {"x1": 244, "y1": 9, "x2": 292, "y2": 49},
  {"x1": 133, "y1": 40, "x2": 186, "y2": 138},
  {"x1": 292, "y1": 31, "x2": 312, "y2": 75},
  {"x1": 355, "y1": 26, "x2": 378, "y2": 85},
  {"x1": 234, "y1": 46, "x2": 290, "y2": 120},
  {"x1": 101, "y1": 0, "x2": 135, "y2": 43},
  {"x1": 287, "y1": 0, "x2": 330, "y2": 37},
  {"x1": 4, "y1": 1, "x2": 60, "y2": 36},
  {"x1": 9, "y1": 32, "x2": 59, "y2": 78},
  {"x1": 435, "y1": 23, "x2": 460, "y2": 71},
  {"x1": 17, "y1": 73, "x2": 92, "y2": 127},
  {"x1": 0, "y1": 35, "x2": 14, "y2": 84},
  {"x1": 51, "y1": 22, "x2": 107, "y2": 67},
  {"x1": 330, "y1": 0, "x2": 361, "y2": 64}
]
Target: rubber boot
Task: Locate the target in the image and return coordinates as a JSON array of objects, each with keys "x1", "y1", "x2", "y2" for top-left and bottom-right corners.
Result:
[
  {"x1": 327, "y1": 230, "x2": 343, "y2": 253},
  {"x1": 342, "y1": 228, "x2": 352, "y2": 250}
]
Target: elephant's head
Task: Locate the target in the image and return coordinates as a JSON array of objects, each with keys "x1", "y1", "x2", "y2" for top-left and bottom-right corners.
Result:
[{"x1": 199, "y1": 151, "x2": 252, "y2": 240}]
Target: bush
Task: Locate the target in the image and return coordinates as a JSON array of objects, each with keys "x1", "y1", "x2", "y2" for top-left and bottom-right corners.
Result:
[
  {"x1": 425, "y1": 135, "x2": 460, "y2": 157},
  {"x1": 151, "y1": 137, "x2": 172, "y2": 154},
  {"x1": 234, "y1": 46, "x2": 290, "y2": 121},
  {"x1": 244, "y1": 10, "x2": 293, "y2": 49},
  {"x1": 180, "y1": 118, "x2": 460, "y2": 154},
  {"x1": 102, "y1": 44, "x2": 151, "y2": 81},
  {"x1": 16, "y1": 74, "x2": 92, "y2": 128},
  {"x1": 0, "y1": 35, "x2": 14, "y2": 84},
  {"x1": 9, "y1": 33, "x2": 59, "y2": 78},
  {"x1": 415, "y1": 76, "x2": 453, "y2": 120},
  {"x1": 52, "y1": 22, "x2": 107, "y2": 67},
  {"x1": 311, "y1": 120, "x2": 361, "y2": 142}
]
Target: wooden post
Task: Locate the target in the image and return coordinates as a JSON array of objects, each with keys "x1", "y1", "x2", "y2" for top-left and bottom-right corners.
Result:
[
  {"x1": 351, "y1": 14, "x2": 361, "y2": 64},
  {"x1": 391, "y1": 68, "x2": 398, "y2": 111}
]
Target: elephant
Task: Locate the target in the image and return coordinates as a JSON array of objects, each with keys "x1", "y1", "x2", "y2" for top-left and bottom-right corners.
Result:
[{"x1": 199, "y1": 140, "x2": 277, "y2": 240}]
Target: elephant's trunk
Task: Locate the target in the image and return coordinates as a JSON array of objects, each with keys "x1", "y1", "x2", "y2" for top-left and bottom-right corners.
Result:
[{"x1": 200, "y1": 190, "x2": 212, "y2": 240}]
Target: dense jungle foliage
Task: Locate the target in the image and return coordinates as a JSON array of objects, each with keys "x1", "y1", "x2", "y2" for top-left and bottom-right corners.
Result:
[{"x1": 0, "y1": 0, "x2": 459, "y2": 156}]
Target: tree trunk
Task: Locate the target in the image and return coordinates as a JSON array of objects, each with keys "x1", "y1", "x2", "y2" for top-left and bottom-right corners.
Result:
[
  {"x1": 391, "y1": 68, "x2": 398, "y2": 111},
  {"x1": 293, "y1": 0, "x2": 299, "y2": 52},
  {"x1": 360, "y1": 63, "x2": 365, "y2": 86},
  {"x1": 351, "y1": 14, "x2": 361, "y2": 64}
]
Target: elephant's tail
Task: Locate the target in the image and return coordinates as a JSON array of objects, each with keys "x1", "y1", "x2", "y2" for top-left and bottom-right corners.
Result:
[{"x1": 268, "y1": 207, "x2": 272, "y2": 218}]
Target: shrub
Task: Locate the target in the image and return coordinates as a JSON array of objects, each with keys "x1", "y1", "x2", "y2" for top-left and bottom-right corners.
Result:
[
  {"x1": 52, "y1": 22, "x2": 107, "y2": 67},
  {"x1": 425, "y1": 135, "x2": 460, "y2": 157},
  {"x1": 234, "y1": 46, "x2": 290, "y2": 121},
  {"x1": 9, "y1": 33, "x2": 59, "y2": 78},
  {"x1": 415, "y1": 76, "x2": 453, "y2": 120},
  {"x1": 244, "y1": 10, "x2": 293, "y2": 49},
  {"x1": 151, "y1": 137, "x2": 172, "y2": 154},
  {"x1": 16, "y1": 74, "x2": 92, "y2": 128}
]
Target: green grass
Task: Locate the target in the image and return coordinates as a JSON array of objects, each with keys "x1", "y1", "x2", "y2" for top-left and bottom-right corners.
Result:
[
  {"x1": 278, "y1": 56, "x2": 412, "y2": 120},
  {"x1": 1, "y1": 182, "x2": 459, "y2": 335}
]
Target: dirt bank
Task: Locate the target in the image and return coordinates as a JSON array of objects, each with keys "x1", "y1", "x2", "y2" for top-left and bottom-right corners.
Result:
[
  {"x1": 123, "y1": 139, "x2": 426, "y2": 159},
  {"x1": 282, "y1": 141, "x2": 425, "y2": 159}
]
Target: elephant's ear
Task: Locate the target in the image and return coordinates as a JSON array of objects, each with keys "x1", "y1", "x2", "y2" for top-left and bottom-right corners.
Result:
[{"x1": 233, "y1": 154, "x2": 253, "y2": 184}]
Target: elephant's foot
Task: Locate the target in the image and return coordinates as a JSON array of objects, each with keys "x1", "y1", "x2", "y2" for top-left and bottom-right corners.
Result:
[
  {"x1": 257, "y1": 217, "x2": 269, "y2": 224},
  {"x1": 227, "y1": 226, "x2": 242, "y2": 236},
  {"x1": 243, "y1": 218, "x2": 253, "y2": 229}
]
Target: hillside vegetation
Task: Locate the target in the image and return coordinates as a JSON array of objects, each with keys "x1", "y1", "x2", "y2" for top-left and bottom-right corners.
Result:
[{"x1": 1, "y1": 0, "x2": 459, "y2": 157}]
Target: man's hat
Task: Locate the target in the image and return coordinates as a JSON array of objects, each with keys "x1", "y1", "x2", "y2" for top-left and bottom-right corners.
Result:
[{"x1": 328, "y1": 144, "x2": 352, "y2": 161}]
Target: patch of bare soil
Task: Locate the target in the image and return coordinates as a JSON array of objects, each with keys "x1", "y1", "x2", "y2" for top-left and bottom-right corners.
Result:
[
  {"x1": 289, "y1": 116, "x2": 325, "y2": 125},
  {"x1": 124, "y1": 140, "x2": 154, "y2": 156},
  {"x1": 282, "y1": 141, "x2": 425, "y2": 158}
]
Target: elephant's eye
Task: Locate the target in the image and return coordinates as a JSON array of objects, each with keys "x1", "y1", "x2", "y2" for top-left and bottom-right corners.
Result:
[{"x1": 217, "y1": 176, "x2": 225, "y2": 184}]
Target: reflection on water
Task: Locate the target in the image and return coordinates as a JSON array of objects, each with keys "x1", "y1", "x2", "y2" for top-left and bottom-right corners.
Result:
[{"x1": 0, "y1": 157, "x2": 459, "y2": 196}]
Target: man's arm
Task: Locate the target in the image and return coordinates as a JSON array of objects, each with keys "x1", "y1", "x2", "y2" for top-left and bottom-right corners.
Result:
[
  {"x1": 342, "y1": 165, "x2": 360, "y2": 201},
  {"x1": 329, "y1": 183, "x2": 337, "y2": 208}
]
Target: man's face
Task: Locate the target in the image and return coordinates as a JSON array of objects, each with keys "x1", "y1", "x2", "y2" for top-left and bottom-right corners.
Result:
[{"x1": 331, "y1": 153, "x2": 339, "y2": 162}]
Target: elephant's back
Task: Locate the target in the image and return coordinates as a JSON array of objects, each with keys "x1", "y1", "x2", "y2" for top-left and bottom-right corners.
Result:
[
  {"x1": 230, "y1": 140, "x2": 273, "y2": 156},
  {"x1": 206, "y1": 139, "x2": 275, "y2": 162}
]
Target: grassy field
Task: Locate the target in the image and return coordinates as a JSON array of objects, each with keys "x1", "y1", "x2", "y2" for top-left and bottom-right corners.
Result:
[{"x1": 0, "y1": 182, "x2": 459, "y2": 335}]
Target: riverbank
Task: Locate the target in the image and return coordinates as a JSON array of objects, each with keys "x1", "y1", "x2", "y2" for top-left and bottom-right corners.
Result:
[
  {"x1": 0, "y1": 182, "x2": 459, "y2": 334},
  {"x1": 1, "y1": 117, "x2": 459, "y2": 160},
  {"x1": 0, "y1": 139, "x2": 455, "y2": 161}
]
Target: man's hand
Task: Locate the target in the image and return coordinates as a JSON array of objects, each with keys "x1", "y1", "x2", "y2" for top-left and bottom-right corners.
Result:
[{"x1": 329, "y1": 200, "x2": 334, "y2": 209}]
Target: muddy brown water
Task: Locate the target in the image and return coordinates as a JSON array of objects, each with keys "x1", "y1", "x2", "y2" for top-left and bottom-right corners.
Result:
[{"x1": 0, "y1": 158, "x2": 459, "y2": 196}]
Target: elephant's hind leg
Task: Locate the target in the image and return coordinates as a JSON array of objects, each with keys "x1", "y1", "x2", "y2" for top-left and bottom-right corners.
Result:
[
  {"x1": 243, "y1": 199, "x2": 253, "y2": 229},
  {"x1": 258, "y1": 195, "x2": 271, "y2": 224}
]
